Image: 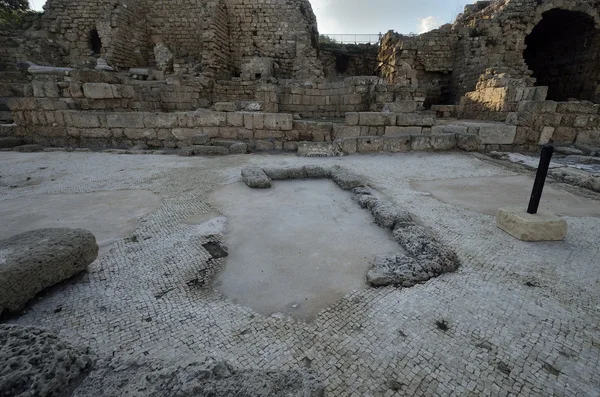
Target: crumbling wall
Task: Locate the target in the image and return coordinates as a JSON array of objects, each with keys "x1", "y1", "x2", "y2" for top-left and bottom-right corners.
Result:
[
  {"x1": 224, "y1": 0, "x2": 323, "y2": 79},
  {"x1": 320, "y1": 43, "x2": 379, "y2": 79},
  {"x1": 201, "y1": 0, "x2": 233, "y2": 79}
]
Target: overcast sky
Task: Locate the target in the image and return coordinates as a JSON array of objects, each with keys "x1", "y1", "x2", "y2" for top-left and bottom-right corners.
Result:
[{"x1": 29, "y1": 0, "x2": 471, "y2": 35}]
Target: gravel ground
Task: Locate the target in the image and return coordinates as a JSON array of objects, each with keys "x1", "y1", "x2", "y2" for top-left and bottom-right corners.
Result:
[{"x1": 1, "y1": 151, "x2": 599, "y2": 397}]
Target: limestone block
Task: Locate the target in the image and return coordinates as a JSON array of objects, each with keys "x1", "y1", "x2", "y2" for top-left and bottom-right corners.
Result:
[
  {"x1": 431, "y1": 124, "x2": 468, "y2": 134},
  {"x1": 553, "y1": 126, "x2": 576, "y2": 144},
  {"x1": 215, "y1": 102, "x2": 238, "y2": 112},
  {"x1": 385, "y1": 126, "x2": 422, "y2": 136},
  {"x1": 226, "y1": 112, "x2": 244, "y2": 127},
  {"x1": 345, "y1": 112, "x2": 359, "y2": 126},
  {"x1": 143, "y1": 113, "x2": 178, "y2": 128},
  {"x1": 478, "y1": 125, "x2": 517, "y2": 144},
  {"x1": 252, "y1": 113, "x2": 264, "y2": 129},
  {"x1": 456, "y1": 134, "x2": 481, "y2": 152},
  {"x1": 357, "y1": 137, "x2": 384, "y2": 153},
  {"x1": 496, "y1": 208, "x2": 567, "y2": 241},
  {"x1": 517, "y1": 100, "x2": 557, "y2": 113},
  {"x1": 411, "y1": 135, "x2": 431, "y2": 151},
  {"x1": 172, "y1": 128, "x2": 204, "y2": 140},
  {"x1": 190, "y1": 145, "x2": 229, "y2": 156},
  {"x1": 124, "y1": 129, "x2": 156, "y2": 140},
  {"x1": 359, "y1": 112, "x2": 395, "y2": 126},
  {"x1": 556, "y1": 102, "x2": 599, "y2": 114},
  {"x1": 71, "y1": 113, "x2": 100, "y2": 128},
  {"x1": 396, "y1": 113, "x2": 435, "y2": 127},
  {"x1": 337, "y1": 138, "x2": 357, "y2": 154},
  {"x1": 575, "y1": 130, "x2": 600, "y2": 146},
  {"x1": 106, "y1": 113, "x2": 144, "y2": 128},
  {"x1": 383, "y1": 101, "x2": 417, "y2": 113},
  {"x1": 0, "y1": 228, "x2": 98, "y2": 313},
  {"x1": 333, "y1": 125, "x2": 361, "y2": 140},
  {"x1": 83, "y1": 83, "x2": 115, "y2": 99},
  {"x1": 189, "y1": 135, "x2": 210, "y2": 145},
  {"x1": 229, "y1": 142, "x2": 247, "y2": 154},
  {"x1": 255, "y1": 130, "x2": 283, "y2": 140},
  {"x1": 195, "y1": 109, "x2": 226, "y2": 127},
  {"x1": 383, "y1": 136, "x2": 411, "y2": 153},
  {"x1": 430, "y1": 134, "x2": 457, "y2": 151},
  {"x1": 263, "y1": 113, "x2": 293, "y2": 130},
  {"x1": 539, "y1": 127, "x2": 555, "y2": 145}
]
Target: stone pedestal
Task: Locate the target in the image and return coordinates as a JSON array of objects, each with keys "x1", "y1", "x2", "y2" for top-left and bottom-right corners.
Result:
[{"x1": 496, "y1": 207, "x2": 567, "y2": 241}]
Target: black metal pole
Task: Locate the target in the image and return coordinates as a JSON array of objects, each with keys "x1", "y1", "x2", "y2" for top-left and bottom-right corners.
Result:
[{"x1": 527, "y1": 144, "x2": 554, "y2": 214}]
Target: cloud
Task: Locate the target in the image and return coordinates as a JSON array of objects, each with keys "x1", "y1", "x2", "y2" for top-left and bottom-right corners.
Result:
[{"x1": 417, "y1": 16, "x2": 443, "y2": 33}]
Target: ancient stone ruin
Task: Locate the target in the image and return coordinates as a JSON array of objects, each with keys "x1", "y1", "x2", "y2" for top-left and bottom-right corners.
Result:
[{"x1": 0, "y1": 0, "x2": 599, "y2": 155}]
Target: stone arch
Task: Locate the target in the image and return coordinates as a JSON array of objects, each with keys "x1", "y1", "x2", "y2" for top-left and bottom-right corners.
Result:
[{"x1": 523, "y1": 5, "x2": 600, "y2": 101}]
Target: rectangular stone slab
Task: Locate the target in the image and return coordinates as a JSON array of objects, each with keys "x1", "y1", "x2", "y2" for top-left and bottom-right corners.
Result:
[{"x1": 496, "y1": 207, "x2": 567, "y2": 241}]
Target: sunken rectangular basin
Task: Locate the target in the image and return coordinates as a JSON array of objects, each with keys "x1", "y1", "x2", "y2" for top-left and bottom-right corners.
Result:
[{"x1": 210, "y1": 179, "x2": 399, "y2": 322}]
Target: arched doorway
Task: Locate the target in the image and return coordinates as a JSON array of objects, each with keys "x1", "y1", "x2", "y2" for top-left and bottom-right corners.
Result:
[{"x1": 524, "y1": 9, "x2": 600, "y2": 102}]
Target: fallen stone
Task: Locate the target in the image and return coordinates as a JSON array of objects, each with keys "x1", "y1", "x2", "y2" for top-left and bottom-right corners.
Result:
[
  {"x1": 13, "y1": 144, "x2": 45, "y2": 152},
  {"x1": 72, "y1": 356, "x2": 324, "y2": 397},
  {"x1": 0, "y1": 228, "x2": 98, "y2": 314},
  {"x1": 229, "y1": 142, "x2": 248, "y2": 154},
  {"x1": 367, "y1": 253, "x2": 429, "y2": 287},
  {"x1": 330, "y1": 166, "x2": 364, "y2": 190},
  {"x1": 241, "y1": 167, "x2": 272, "y2": 188},
  {"x1": 214, "y1": 102, "x2": 238, "y2": 112},
  {"x1": 496, "y1": 207, "x2": 567, "y2": 241},
  {"x1": 393, "y1": 224, "x2": 459, "y2": 270},
  {"x1": 263, "y1": 166, "x2": 306, "y2": 180},
  {"x1": 0, "y1": 324, "x2": 95, "y2": 397}
]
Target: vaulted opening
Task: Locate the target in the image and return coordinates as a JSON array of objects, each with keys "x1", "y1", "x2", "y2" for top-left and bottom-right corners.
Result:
[
  {"x1": 524, "y1": 9, "x2": 600, "y2": 102},
  {"x1": 90, "y1": 28, "x2": 102, "y2": 55}
]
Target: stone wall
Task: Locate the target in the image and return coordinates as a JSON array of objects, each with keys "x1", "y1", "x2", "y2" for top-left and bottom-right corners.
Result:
[{"x1": 320, "y1": 43, "x2": 379, "y2": 79}]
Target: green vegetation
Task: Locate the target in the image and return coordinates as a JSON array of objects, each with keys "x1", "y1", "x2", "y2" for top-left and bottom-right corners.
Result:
[{"x1": 1, "y1": 0, "x2": 40, "y2": 29}]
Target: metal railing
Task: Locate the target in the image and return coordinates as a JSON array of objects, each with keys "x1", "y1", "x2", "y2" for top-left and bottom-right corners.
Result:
[
  {"x1": 319, "y1": 33, "x2": 419, "y2": 45},
  {"x1": 319, "y1": 34, "x2": 382, "y2": 45}
]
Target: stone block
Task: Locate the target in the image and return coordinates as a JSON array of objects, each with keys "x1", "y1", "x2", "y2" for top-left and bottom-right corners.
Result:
[
  {"x1": 172, "y1": 128, "x2": 204, "y2": 140},
  {"x1": 496, "y1": 208, "x2": 567, "y2": 241},
  {"x1": 456, "y1": 134, "x2": 481, "y2": 151},
  {"x1": 553, "y1": 126, "x2": 577, "y2": 144},
  {"x1": 227, "y1": 112, "x2": 244, "y2": 127},
  {"x1": 106, "y1": 113, "x2": 144, "y2": 128},
  {"x1": 431, "y1": 124, "x2": 468, "y2": 134},
  {"x1": 385, "y1": 126, "x2": 421, "y2": 136},
  {"x1": 517, "y1": 100, "x2": 557, "y2": 113},
  {"x1": 333, "y1": 125, "x2": 361, "y2": 139},
  {"x1": 411, "y1": 135, "x2": 431, "y2": 151},
  {"x1": 263, "y1": 113, "x2": 293, "y2": 130},
  {"x1": 556, "y1": 101, "x2": 599, "y2": 114},
  {"x1": 71, "y1": 113, "x2": 100, "y2": 128},
  {"x1": 345, "y1": 112, "x2": 359, "y2": 126},
  {"x1": 357, "y1": 137, "x2": 384, "y2": 153},
  {"x1": 189, "y1": 134, "x2": 210, "y2": 145},
  {"x1": 430, "y1": 134, "x2": 457, "y2": 151},
  {"x1": 383, "y1": 136, "x2": 411, "y2": 153},
  {"x1": 252, "y1": 113, "x2": 264, "y2": 129},
  {"x1": 359, "y1": 112, "x2": 395, "y2": 126},
  {"x1": 229, "y1": 142, "x2": 248, "y2": 154},
  {"x1": 255, "y1": 130, "x2": 283, "y2": 140},
  {"x1": 539, "y1": 127, "x2": 555, "y2": 145},
  {"x1": 575, "y1": 130, "x2": 600, "y2": 146},
  {"x1": 383, "y1": 101, "x2": 417, "y2": 113},
  {"x1": 124, "y1": 129, "x2": 156, "y2": 140},
  {"x1": 190, "y1": 145, "x2": 229, "y2": 155},
  {"x1": 195, "y1": 109, "x2": 226, "y2": 127},
  {"x1": 214, "y1": 102, "x2": 238, "y2": 112},
  {"x1": 83, "y1": 83, "x2": 115, "y2": 99},
  {"x1": 218, "y1": 127, "x2": 238, "y2": 139},
  {"x1": 396, "y1": 113, "x2": 435, "y2": 127},
  {"x1": 143, "y1": 113, "x2": 178, "y2": 128},
  {"x1": 478, "y1": 125, "x2": 517, "y2": 144},
  {"x1": 338, "y1": 138, "x2": 357, "y2": 154}
]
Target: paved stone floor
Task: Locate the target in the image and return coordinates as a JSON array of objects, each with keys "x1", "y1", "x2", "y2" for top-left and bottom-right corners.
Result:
[{"x1": 1, "y1": 151, "x2": 599, "y2": 396}]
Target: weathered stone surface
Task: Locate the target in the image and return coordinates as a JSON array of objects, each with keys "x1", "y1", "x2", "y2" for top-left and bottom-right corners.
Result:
[
  {"x1": 383, "y1": 135, "x2": 411, "y2": 152},
  {"x1": 297, "y1": 141, "x2": 342, "y2": 157},
  {"x1": 430, "y1": 133, "x2": 457, "y2": 151},
  {"x1": 385, "y1": 126, "x2": 422, "y2": 136},
  {"x1": 496, "y1": 208, "x2": 568, "y2": 241},
  {"x1": 189, "y1": 134, "x2": 210, "y2": 145},
  {"x1": 215, "y1": 102, "x2": 239, "y2": 112},
  {"x1": 370, "y1": 201, "x2": 413, "y2": 230},
  {"x1": 395, "y1": 113, "x2": 435, "y2": 127},
  {"x1": 154, "y1": 42, "x2": 174, "y2": 73},
  {"x1": 263, "y1": 166, "x2": 306, "y2": 180},
  {"x1": 382, "y1": 101, "x2": 417, "y2": 113},
  {"x1": 330, "y1": 166, "x2": 364, "y2": 190},
  {"x1": 0, "y1": 137, "x2": 24, "y2": 149},
  {"x1": 456, "y1": 133, "x2": 481, "y2": 151},
  {"x1": 345, "y1": 112, "x2": 359, "y2": 126},
  {"x1": 337, "y1": 138, "x2": 357, "y2": 154},
  {"x1": 190, "y1": 145, "x2": 229, "y2": 156},
  {"x1": 0, "y1": 324, "x2": 95, "y2": 397},
  {"x1": 229, "y1": 142, "x2": 248, "y2": 154},
  {"x1": 411, "y1": 135, "x2": 431, "y2": 151},
  {"x1": 82, "y1": 83, "x2": 114, "y2": 99},
  {"x1": 478, "y1": 125, "x2": 517, "y2": 145},
  {"x1": 13, "y1": 144, "x2": 45, "y2": 152},
  {"x1": 0, "y1": 228, "x2": 98, "y2": 314},
  {"x1": 72, "y1": 356, "x2": 324, "y2": 397},
  {"x1": 359, "y1": 112, "x2": 395, "y2": 126},
  {"x1": 517, "y1": 101, "x2": 557, "y2": 113},
  {"x1": 367, "y1": 253, "x2": 428, "y2": 287},
  {"x1": 357, "y1": 136, "x2": 383, "y2": 153},
  {"x1": 241, "y1": 167, "x2": 272, "y2": 188},
  {"x1": 263, "y1": 113, "x2": 293, "y2": 130},
  {"x1": 432, "y1": 124, "x2": 468, "y2": 134},
  {"x1": 303, "y1": 165, "x2": 331, "y2": 178},
  {"x1": 333, "y1": 125, "x2": 361, "y2": 139},
  {"x1": 575, "y1": 130, "x2": 600, "y2": 146}
]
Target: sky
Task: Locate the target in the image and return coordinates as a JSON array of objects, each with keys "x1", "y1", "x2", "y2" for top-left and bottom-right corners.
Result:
[{"x1": 29, "y1": 0, "x2": 472, "y2": 35}]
